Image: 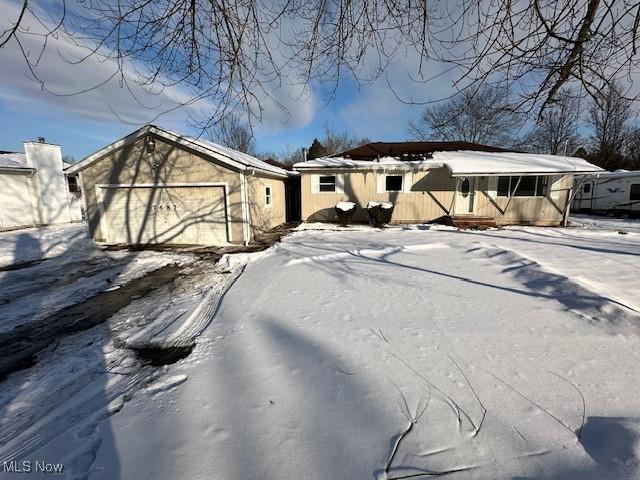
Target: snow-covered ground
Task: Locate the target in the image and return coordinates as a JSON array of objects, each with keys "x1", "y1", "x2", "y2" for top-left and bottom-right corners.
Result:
[
  {"x1": 0, "y1": 223, "x2": 89, "y2": 268},
  {"x1": 2, "y1": 218, "x2": 640, "y2": 479}
]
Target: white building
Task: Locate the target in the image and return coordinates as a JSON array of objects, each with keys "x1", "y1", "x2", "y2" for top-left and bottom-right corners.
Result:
[{"x1": 0, "y1": 138, "x2": 82, "y2": 230}]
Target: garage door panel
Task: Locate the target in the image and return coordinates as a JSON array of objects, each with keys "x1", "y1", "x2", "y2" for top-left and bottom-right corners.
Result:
[{"x1": 101, "y1": 186, "x2": 228, "y2": 245}]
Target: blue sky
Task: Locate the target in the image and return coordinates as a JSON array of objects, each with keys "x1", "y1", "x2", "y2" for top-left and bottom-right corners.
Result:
[
  {"x1": 0, "y1": 67, "x2": 429, "y2": 161},
  {"x1": 0, "y1": 0, "x2": 448, "y2": 161}
]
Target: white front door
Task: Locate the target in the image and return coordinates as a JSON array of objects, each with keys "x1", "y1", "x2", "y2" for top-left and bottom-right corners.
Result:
[{"x1": 454, "y1": 177, "x2": 475, "y2": 214}]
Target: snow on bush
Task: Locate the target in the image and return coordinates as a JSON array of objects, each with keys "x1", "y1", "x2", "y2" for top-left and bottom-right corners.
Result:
[
  {"x1": 366, "y1": 201, "x2": 393, "y2": 209},
  {"x1": 335, "y1": 201, "x2": 357, "y2": 226},
  {"x1": 366, "y1": 201, "x2": 394, "y2": 227},
  {"x1": 336, "y1": 201, "x2": 356, "y2": 211}
]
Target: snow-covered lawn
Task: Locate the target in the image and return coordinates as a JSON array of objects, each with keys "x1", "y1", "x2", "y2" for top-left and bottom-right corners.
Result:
[{"x1": 2, "y1": 218, "x2": 640, "y2": 479}]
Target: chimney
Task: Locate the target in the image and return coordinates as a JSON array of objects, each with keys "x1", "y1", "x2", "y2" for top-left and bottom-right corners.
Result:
[{"x1": 23, "y1": 139, "x2": 71, "y2": 224}]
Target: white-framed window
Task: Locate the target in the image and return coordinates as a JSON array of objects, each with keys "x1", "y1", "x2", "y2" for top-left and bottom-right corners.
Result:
[
  {"x1": 311, "y1": 174, "x2": 344, "y2": 194},
  {"x1": 319, "y1": 175, "x2": 336, "y2": 192},
  {"x1": 385, "y1": 175, "x2": 403, "y2": 192},
  {"x1": 495, "y1": 176, "x2": 548, "y2": 197},
  {"x1": 376, "y1": 172, "x2": 413, "y2": 193},
  {"x1": 265, "y1": 185, "x2": 272, "y2": 207}
]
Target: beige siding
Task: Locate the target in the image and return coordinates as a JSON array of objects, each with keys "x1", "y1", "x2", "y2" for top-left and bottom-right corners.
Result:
[
  {"x1": 301, "y1": 168, "x2": 456, "y2": 223},
  {"x1": 80, "y1": 134, "x2": 244, "y2": 243},
  {"x1": 301, "y1": 169, "x2": 573, "y2": 226},
  {"x1": 247, "y1": 174, "x2": 286, "y2": 236}
]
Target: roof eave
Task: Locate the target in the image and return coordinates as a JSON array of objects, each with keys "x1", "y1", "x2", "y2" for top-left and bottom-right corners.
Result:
[{"x1": 66, "y1": 125, "x2": 288, "y2": 178}]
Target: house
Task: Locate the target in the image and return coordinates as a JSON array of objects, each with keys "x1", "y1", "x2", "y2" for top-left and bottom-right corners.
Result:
[
  {"x1": 293, "y1": 142, "x2": 603, "y2": 226},
  {"x1": 66, "y1": 125, "x2": 292, "y2": 246},
  {"x1": 0, "y1": 139, "x2": 81, "y2": 231},
  {"x1": 573, "y1": 170, "x2": 640, "y2": 215}
]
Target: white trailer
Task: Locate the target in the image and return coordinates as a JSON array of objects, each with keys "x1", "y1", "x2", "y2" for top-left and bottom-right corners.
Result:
[{"x1": 573, "y1": 171, "x2": 640, "y2": 215}]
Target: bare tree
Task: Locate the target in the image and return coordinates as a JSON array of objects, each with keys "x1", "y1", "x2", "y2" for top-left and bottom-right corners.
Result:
[
  {"x1": 4, "y1": 1, "x2": 640, "y2": 127},
  {"x1": 407, "y1": 86, "x2": 522, "y2": 147},
  {"x1": 528, "y1": 89, "x2": 581, "y2": 155},
  {"x1": 207, "y1": 114, "x2": 256, "y2": 155},
  {"x1": 586, "y1": 81, "x2": 634, "y2": 169},
  {"x1": 278, "y1": 145, "x2": 307, "y2": 165},
  {"x1": 322, "y1": 123, "x2": 370, "y2": 155}
]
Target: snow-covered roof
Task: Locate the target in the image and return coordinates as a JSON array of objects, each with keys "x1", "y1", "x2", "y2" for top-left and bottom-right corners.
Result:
[
  {"x1": 294, "y1": 156, "x2": 440, "y2": 170},
  {"x1": 162, "y1": 129, "x2": 290, "y2": 177},
  {"x1": 293, "y1": 150, "x2": 603, "y2": 176},
  {"x1": 433, "y1": 151, "x2": 604, "y2": 176},
  {"x1": 67, "y1": 125, "x2": 290, "y2": 178},
  {"x1": 0, "y1": 152, "x2": 27, "y2": 169}
]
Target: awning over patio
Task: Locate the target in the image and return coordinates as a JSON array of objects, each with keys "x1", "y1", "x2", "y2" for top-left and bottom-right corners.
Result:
[{"x1": 434, "y1": 150, "x2": 603, "y2": 177}]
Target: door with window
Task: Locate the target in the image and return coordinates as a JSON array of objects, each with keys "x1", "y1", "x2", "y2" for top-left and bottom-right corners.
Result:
[{"x1": 454, "y1": 177, "x2": 475, "y2": 214}]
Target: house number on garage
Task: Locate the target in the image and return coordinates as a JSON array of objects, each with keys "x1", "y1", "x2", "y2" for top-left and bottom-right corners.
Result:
[{"x1": 152, "y1": 204, "x2": 177, "y2": 223}]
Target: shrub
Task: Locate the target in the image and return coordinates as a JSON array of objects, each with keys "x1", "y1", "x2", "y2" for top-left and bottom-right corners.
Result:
[
  {"x1": 335, "y1": 201, "x2": 356, "y2": 226},
  {"x1": 366, "y1": 201, "x2": 394, "y2": 227}
]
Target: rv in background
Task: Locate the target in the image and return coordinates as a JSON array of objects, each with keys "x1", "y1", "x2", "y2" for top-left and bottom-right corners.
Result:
[{"x1": 573, "y1": 171, "x2": 640, "y2": 216}]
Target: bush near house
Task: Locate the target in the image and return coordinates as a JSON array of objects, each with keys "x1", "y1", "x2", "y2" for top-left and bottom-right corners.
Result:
[
  {"x1": 366, "y1": 201, "x2": 394, "y2": 227},
  {"x1": 335, "y1": 201, "x2": 356, "y2": 226}
]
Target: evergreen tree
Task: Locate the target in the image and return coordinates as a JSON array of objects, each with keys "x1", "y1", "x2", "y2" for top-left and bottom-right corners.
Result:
[{"x1": 307, "y1": 138, "x2": 329, "y2": 159}]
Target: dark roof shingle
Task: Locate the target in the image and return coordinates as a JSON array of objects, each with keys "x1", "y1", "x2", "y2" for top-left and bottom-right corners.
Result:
[{"x1": 335, "y1": 141, "x2": 513, "y2": 160}]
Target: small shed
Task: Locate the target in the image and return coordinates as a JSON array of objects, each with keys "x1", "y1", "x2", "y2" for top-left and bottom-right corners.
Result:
[{"x1": 67, "y1": 125, "x2": 291, "y2": 246}]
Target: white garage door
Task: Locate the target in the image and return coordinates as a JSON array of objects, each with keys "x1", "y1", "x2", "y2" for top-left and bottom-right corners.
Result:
[{"x1": 100, "y1": 186, "x2": 229, "y2": 245}]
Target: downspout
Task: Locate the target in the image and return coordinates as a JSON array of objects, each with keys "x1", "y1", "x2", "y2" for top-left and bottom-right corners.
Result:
[{"x1": 240, "y1": 171, "x2": 251, "y2": 245}]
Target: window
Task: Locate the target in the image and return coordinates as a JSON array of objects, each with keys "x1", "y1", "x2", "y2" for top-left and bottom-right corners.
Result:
[
  {"x1": 265, "y1": 185, "x2": 272, "y2": 207},
  {"x1": 67, "y1": 176, "x2": 80, "y2": 194},
  {"x1": 631, "y1": 184, "x2": 640, "y2": 201},
  {"x1": 496, "y1": 176, "x2": 548, "y2": 197},
  {"x1": 497, "y1": 176, "x2": 510, "y2": 197},
  {"x1": 319, "y1": 175, "x2": 336, "y2": 192},
  {"x1": 385, "y1": 175, "x2": 403, "y2": 192},
  {"x1": 583, "y1": 183, "x2": 591, "y2": 193},
  {"x1": 460, "y1": 178, "x2": 470, "y2": 197}
]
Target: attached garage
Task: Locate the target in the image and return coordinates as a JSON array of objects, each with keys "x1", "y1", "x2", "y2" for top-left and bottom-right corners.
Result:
[
  {"x1": 97, "y1": 185, "x2": 230, "y2": 245},
  {"x1": 67, "y1": 125, "x2": 291, "y2": 246}
]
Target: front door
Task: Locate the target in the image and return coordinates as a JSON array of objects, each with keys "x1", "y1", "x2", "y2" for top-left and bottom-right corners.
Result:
[{"x1": 454, "y1": 177, "x2": 475, "y2": 214}]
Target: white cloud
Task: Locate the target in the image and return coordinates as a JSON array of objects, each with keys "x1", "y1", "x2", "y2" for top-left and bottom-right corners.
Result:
[
  {"x1": 337, "y1": 50, "x2": 458, "y2": 140},
  {"x1": 0, "y1": 0, "x2": 316, "y2": 134}
]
